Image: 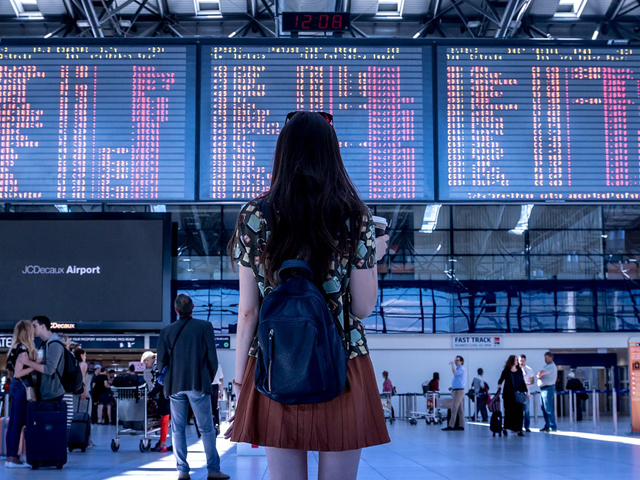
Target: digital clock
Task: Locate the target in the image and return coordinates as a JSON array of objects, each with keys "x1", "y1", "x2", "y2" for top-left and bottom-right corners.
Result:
[{"x1": 281, "y1": 12, "x2": 350, "y2": 32}]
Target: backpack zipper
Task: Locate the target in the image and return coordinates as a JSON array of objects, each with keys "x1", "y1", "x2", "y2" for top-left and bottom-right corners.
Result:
[{"x1": 268, "y1": 329, "x2": 274, "y2": 393}]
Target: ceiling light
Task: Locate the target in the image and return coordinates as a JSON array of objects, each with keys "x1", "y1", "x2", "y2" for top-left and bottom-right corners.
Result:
[{"x1": 376, "y1": 0, "x2": 404, "y2": 18}]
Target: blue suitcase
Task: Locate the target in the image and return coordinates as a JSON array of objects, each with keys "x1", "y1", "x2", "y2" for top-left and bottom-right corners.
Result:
[{"x1": 26, "y1": 401, "x2": 68, "y2": 469}]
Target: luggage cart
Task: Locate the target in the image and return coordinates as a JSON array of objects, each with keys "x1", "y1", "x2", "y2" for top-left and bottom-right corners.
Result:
[
  {"x1": 410, "y1": 392, "x2": 446, "y2": 425},
  {"x1": 110, "y1": 384, "x2": 160, "y2": 453},
  {"x1": 380, "y1": 393, "x2": 394, "y2": 424}
]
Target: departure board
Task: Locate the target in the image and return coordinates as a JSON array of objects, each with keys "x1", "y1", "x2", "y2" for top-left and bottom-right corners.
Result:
[
  {"x1": 0, "y1": 44, "x2": 196, "y2": 201},
  {"x1": 437, "y1": 45, "x2": 640, "y2": 201},
  {"x1": 200, "y1": 45, "x2": 433, "y2": 201}
]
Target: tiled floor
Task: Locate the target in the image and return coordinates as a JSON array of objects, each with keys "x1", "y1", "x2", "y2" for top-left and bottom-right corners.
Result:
[{"x1": 4, "y1": 419, "x2": 640, "y2": 480}]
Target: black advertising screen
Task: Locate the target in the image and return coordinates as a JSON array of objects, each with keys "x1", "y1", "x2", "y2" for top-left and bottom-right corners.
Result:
[
  {"x1": 200, "y1": 44, "x2": 433, "y2": 201},
  {"x1": 437, "y1": 45, "x2": 640, "y2": 201},
  {"x1": 0, "y1": 214, "x2": 171, "y2": 330},
  {"x1": 0, "y1": 44, "x2": 196, "y2": 201}
]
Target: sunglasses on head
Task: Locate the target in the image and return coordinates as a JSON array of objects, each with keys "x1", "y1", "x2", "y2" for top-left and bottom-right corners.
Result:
[{"x1": 285, "y1": 111, "x2": 333, "y2": 126}]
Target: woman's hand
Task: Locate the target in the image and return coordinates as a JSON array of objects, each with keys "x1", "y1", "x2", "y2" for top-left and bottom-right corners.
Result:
[
  {"x1": 375, "y1": 234, "x2": 389, "y2": 262},
  {"x1": 223, "y1": 414, "x2": 235, "y2": 440}
]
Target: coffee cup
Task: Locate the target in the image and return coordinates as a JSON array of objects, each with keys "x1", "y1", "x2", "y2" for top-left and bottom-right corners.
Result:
[{"x1": 371, "y1": 216, "x2": 389, "y2": 238}]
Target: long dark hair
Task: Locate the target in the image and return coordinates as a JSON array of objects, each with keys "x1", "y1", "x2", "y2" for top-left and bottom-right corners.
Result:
[
  {"x1": 232, "y1": 112, "x2": 367, "y2": 285},
  {"x1": 504, "y1": 355, "x2": 518, "y2": 371}
]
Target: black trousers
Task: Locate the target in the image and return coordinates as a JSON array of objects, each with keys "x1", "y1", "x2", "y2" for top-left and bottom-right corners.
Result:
[{"x1": 211, "y1": 385, "x2": 220, "y2": 427}]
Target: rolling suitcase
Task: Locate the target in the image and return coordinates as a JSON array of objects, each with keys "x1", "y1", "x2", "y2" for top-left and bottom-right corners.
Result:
[
  {"x1": 68, "y1": 399, "x2": 91, "y2": 453},
  {"x1": 490, "y1": 411, "x2": 503, "y2": 437},
  {"x1": 26, "y1": 401, "x2": 68, "y2": 469},
  {"x1": 446, "y1": 408, "x2": 462, "y2": 428}
]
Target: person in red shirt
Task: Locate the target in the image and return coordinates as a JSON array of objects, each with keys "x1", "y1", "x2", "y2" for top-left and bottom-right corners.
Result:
[{"x1": 382, "y1": 371, "x2": 393, "y2": 394}]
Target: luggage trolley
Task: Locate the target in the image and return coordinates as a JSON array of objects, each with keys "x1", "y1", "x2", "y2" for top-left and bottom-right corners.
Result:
[
  {"x1": 411, "y1": 392, "x2": 451, "y2": 425},
  {"x1": 409, "y1": 392, "x2": 445, "y2": 425},
  {"x1": 380, "y1": 393, "x2": 394, "y2": 424},
  {"x1": 110, "y1": 384, "x2": 160, "y2": 452}
]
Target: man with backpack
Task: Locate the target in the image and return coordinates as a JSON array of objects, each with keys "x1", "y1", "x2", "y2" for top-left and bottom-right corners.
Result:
[{"x1": 157, "y1": 294, "x2": 229, "y2": 480}]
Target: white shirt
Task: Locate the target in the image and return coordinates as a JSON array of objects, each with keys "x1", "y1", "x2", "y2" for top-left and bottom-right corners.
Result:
[
  {"x1": 536, "y1": 362, "x2": 558, "y2": 388},
  {"x1": 521, "y1": 364, "x2": 537, "y2": 392},
  {"x1": 213, "y1": 364, "x2": 223, "y2": 384}
]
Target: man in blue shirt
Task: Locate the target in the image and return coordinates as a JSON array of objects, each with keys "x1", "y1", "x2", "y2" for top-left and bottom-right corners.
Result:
[{"x1": 443, "y1": 356, "x2": 466, "y2": 431}]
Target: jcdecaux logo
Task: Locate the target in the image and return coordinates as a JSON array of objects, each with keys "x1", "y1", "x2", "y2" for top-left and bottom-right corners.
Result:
[{"x1": 21, "y1": 265, "x2": 101, "y2": 275}]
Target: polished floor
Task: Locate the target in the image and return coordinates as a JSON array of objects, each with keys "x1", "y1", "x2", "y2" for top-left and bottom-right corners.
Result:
[{"x1": 3, "y1": 418, "x2": 640, "y2": 480}]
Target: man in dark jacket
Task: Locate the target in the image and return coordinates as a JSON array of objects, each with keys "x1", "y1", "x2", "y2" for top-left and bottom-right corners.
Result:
[
  {"x1": 158, "y1": 294, "x2": 229, "y2": 480},
  {"x1": 566, "y1": 372, "x2": 587, "y2": 422}
]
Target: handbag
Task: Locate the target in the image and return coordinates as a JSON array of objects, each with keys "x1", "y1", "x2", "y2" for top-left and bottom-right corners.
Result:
[
  {"x1": 19, "y1": 378, "x2": 37, "y2": 402},
  {"x1": 515, "y1": 392, "x2": 527, "y2": 404}
]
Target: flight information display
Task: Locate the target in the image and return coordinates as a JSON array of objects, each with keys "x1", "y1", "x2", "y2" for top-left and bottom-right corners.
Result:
[
  {"x1": 437, "y1": 45, "x2": 640, "y2": 201},
  {"x1": 200, "y1": 44, "x2": 433, "y2": 201},
  {"x1": 0, "y1": 44, "x2": 196, "y2": 201}
]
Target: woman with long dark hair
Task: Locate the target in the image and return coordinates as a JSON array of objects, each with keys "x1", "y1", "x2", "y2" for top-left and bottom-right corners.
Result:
[
  {"x1": 5, "y1": 320, "x2": 36, "y2": 468},
  {"x1": 225, "y1": 111, "x2": 390, "y2": 480},
  {"x1": 497, "y1": 354, "x2": 528, "y2": 436}
]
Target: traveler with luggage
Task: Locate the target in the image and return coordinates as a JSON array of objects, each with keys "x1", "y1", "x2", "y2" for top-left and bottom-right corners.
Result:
[
  {"x1": 157, "y1": 294, "x2": 229, "y2": 480},
  {"x1": 4, "y1": 319, "x2": 36, "y2": 469},
  {"x1": 141, "y1": 351, "x2": 172, "y2": 453},
  {"x1": 225, "y1": 111, "x2": 390, "y2": 480},
  {"x1": 67, "y1": 347, "x2": 92, "y2": 452},
  {"x1": 382, "y1": 371, "x2": 396, "y2": 420},
  {"x1": 497, "y1": 355, "x2": 528, "y2": 437},
  {"x1": 442, "y1": 356, "x2": 466, "y2": 431},
  {"x1": 427, "y1": 372, "x2": 440, "y2": 392},
  {"x1": 19, "y1": 316, "x2": 73, "y2": 469},
  {"x1": 537, "y1": 351, "x2": 558, "y2": 432},
  {"x1": 471, "y1": 368, "x2": 489, "y2": 422}
]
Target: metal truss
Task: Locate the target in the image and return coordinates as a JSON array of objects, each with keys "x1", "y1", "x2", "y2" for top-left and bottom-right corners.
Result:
[
  {"x1": 2, "y1": 0, "x2": 640, "y2": 39},
  {"x1": 410, "y1": 0, "x2": 640, "y2": 41},
  {"x1": 47, "y1": 0, "x2": 194, "y2": 37}
]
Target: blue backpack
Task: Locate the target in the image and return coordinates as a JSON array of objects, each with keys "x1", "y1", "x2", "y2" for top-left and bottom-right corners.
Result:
[{"x1": 254, "y1": 260, "x2": 349, "y2": 405}]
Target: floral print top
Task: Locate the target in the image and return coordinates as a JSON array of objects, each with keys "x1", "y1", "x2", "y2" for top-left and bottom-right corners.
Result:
[{"x1": 233, "y1": 197, "x2": 377, "y2": 359}]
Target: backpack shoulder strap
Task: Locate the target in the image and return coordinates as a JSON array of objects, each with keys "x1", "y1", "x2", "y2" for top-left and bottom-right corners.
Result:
[
  {"x1": 168, "y1": 318, "x2": 190, "y2": 357},
  {"x1": 46, "y1": 339, "x2": 67, "y2": 381}
]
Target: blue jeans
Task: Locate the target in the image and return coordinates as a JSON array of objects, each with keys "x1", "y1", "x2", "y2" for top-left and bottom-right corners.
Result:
[
  {"x1": 7, "y1": 378, "x2": 29, "y2": 458},
  {"x1": 540, "y1": 386, "x2": 557, "y2": 430},
  {"x1": 170, "y1": 391, "x2": 221, "y2": 474},
  {"x1": 523, "y1": 396, "x2": 531, "y2": 430}
]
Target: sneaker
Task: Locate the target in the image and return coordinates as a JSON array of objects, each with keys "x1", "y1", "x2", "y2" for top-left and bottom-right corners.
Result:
[
  {"x1": 441, "y1": 426, "x2": 454, "y2": 431},
  {"x1": 540, "y1": 427, "x2": 550, "y2": 433},
  {"x1": 525, "y1": 428, "x2": 531, "y2": 433},
  {"x1": 517, "y1": 431, "x2": 525, "y2": 437},
  {"x1": 550, "y1": 428, "x2": 558, "y2": 432},
  {"x1": 208, "y1": 472, "x2": 231, "y2": 480},
  {"x1": 5, "y1": 462, "x2": 31, "y2": 469}
]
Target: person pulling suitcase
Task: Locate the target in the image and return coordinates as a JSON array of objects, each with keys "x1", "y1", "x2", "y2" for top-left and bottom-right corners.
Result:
[{"x1": 18, "y1": 316, "x2": 70, "y2": 469}]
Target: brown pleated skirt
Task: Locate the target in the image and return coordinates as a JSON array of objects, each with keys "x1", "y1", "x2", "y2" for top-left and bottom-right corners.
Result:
[{"x1": 231, "y1": 354, "x2": 391, "y2": 452}]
